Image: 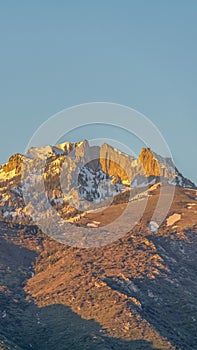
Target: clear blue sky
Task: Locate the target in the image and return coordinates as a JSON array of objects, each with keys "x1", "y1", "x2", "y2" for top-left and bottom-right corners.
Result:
[{"x1": 0, "y1": 1, "x2": 197, "y2": 183}]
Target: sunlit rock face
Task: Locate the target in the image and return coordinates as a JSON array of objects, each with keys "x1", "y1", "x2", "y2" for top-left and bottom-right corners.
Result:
[
  {"x1": 138, "y1": 148, "x2": 161, "y2": 177},
  {"x1": 99, "y1": 144, "x2": 196, "y2": 188},
  {"x1": 0, "y1": 139, "x2": 196, "y2": 225},
  {"x1": 55, "y1": 141, "x2": 73, "y2": 154},
  {"x1": 2, "y1": 153, "x2": 23, "y2": 175},
  {"x1": 138, "y1": 147, "x2": 196, "y2": 188},
  {"x1": 138, "y1": 147, "x2": 176, "y2": 179},
  {"x1": 100, "y1": 143, "x2": 136, "y2": 185}
]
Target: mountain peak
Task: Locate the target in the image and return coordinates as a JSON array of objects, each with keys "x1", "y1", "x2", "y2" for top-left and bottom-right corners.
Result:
[
  {"x1": 0, "y1": 142, "x2": 196, "y2": 190},
  {"x1": 138, "y1": 148, "x2": 161, "y2": 177}
]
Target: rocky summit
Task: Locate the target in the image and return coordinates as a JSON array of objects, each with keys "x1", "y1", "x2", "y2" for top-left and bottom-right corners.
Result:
[{"x1": 0, "y1": 140, "x2": 196, "y2": 350}]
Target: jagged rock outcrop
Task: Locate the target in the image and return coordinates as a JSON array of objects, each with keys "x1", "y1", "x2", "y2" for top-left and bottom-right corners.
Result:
[
  {"x1": 55, "y1": 141, "x2": 73, "y2": 154},
  {"x1": 138, "y1": 148, "x2": 161, "y2": 177},
  {"x1": 0, "y1": 140, "x2": 196, "y2": 224},
  {"x1": 99, "y1": 144, "x2": 196, "y2": 189},
  {"x1": 138, "y1": 148, "x2": 196, "y2": 188},
  {"x1": 2, "y1": 154, "x2": 23, "y2": 175},
  {"x1": 100, "y1": 143, "x2": 136, "y2": 185}
]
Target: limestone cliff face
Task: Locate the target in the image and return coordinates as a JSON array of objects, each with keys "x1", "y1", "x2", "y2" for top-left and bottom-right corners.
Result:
[
  {"x1": 0, "y1": 141, "x2": 196, "y2": 217},
  {"x1": 93, "y1": 144, "x2": 195, "y2": 188},
  {"x1": 100, "y1": 144, "x2": 136, "y2": 185},
  {"x1": 0, "y1": 139, "x2": 196, "y2": 227},
  {"x1": 3, "y1": 154, "x2": 23, "y2": 175},
  {"x1": 73, "y1": 141, "x2": 99, "y2": 170},
  {"x1": 136, "y1": 148, "x2": 196, "y2": 188},
  {"x1": 138, "y1": 148, "x2": 161, "y2": 177},
  {"x1": 74, "y1": 140, "x2": 90, "y2": 163},
  {"x1": 55, "y1": 141, "x2": 73, "y2": 154}
]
